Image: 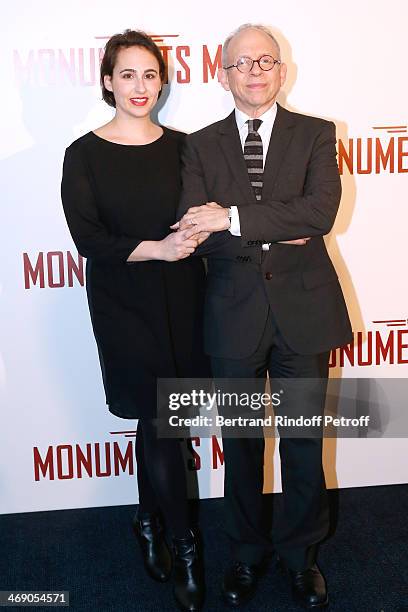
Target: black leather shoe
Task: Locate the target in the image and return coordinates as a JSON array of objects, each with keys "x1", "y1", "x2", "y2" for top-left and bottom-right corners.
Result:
[
  {"x1": 133, "y1": 514, "x2": 172, "y2": 582},
  {"x1": 287, "y1": 564, "x2": 328, "y2": 609},
  {"x1": 222, "y1": 562, "x2": 260, "y2": 607},
  {"x1": 173, "y1": 530, "x2": 205, "y2": 611}
]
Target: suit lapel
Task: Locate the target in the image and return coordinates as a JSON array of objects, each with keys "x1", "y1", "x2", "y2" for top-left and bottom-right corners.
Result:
[
  {"x1": 218, "y1": 112, "x2": 256, "y2": 204},
  {"x1": 262, "y1": 104, "x2": 296, "y2": 200},
  {"x1": 217, "y1": 106, "x2": 297, "y2": 203}
]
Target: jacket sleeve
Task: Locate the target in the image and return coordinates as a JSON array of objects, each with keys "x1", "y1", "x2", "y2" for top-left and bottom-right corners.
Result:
[
  {"x1": 237, "y1": 121, "x2": 342, "y2": 244},
  {"x1": 179, "y1": 135, "x2": 238, "y2": 258},
  {"x1": 61, "y1": 144, "x2": 141, "y2": 262}
]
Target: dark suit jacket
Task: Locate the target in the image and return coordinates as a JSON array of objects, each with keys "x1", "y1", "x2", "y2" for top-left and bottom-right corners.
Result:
[{"x1": 179, "y1": 104, "x2": 353, "y2": 358}]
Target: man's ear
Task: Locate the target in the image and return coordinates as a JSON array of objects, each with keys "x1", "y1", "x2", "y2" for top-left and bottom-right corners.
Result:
[
  {"x1": 104, "y1": 74, "x2": 113, "y2": 92},
  {"x1": 218, "y1": 67, "x2": 230, "y2": 92},
  {"x1": 279, "y1": 63, "x2": 287, "y2": 88}
]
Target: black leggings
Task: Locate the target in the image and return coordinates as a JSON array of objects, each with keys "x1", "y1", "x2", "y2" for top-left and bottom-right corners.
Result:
[{"x1": 135, "y1": 418, "x2": 190, "y2": 538}]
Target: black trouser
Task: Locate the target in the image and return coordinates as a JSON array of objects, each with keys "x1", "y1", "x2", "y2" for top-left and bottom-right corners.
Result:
[{"x1": 211, "y1": 308, "x2": 330, "y2": 571}]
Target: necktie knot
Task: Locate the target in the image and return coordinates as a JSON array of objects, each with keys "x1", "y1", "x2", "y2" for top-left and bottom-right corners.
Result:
[{"x1": 247, "y1": 118, "x2": 262, "y2": 133}]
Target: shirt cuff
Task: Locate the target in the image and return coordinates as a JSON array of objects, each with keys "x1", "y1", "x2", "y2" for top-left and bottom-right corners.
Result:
[{"x1": 228, "y1": 206, "x2": 241, "y2": 236}]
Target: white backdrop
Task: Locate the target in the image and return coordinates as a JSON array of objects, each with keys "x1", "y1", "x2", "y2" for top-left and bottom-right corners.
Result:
[{"x1": 1, "y1": 0, "x2": 407, "y2": 515}]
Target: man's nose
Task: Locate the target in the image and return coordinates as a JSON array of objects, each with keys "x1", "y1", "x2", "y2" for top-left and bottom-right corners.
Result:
[{"x1": 250, "y1": 60, "x2": 263, "y2": 75}]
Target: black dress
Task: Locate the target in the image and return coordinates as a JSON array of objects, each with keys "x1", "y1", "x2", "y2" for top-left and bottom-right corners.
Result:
[{"x1": 61, "y1": 128, "x2": 208, "y2": 419}]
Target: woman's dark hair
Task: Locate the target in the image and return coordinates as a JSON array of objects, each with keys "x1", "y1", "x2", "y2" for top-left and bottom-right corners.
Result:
[{"x1": 100, "y1": 29, "x2": 166, "y2": 107}]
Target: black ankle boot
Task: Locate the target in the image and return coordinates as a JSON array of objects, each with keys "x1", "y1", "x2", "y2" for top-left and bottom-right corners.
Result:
[
  {"x1": 133, "y1": 513, "x2": 172, "y2": 582},
  {"x1": 173, "y1": 530, "x2": 205, "y2": 611}
]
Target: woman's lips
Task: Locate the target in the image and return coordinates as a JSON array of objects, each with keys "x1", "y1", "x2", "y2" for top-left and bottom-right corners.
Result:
[{"x1": 130, "y1": 97, "x2": 148, "y2": 106}]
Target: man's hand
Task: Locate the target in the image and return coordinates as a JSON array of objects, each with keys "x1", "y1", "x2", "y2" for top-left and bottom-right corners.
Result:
[
  {"x1": 169, "y1": 219, "x2": 211, "y2": 247},
  {"x1": 278, "y1": 238, "x2": 311, "y2": 245},
  {"x1": 172, "y1": 204, "x2": 310, "y2": 245},
  {"x1": 174, "y1": 202, "x2": 230, "y2": 233}
]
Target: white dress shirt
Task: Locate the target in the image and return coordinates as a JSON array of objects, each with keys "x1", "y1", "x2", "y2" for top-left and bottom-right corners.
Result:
[{"x1": 229, "y1": 103, "x2": 277, "y2": 250}]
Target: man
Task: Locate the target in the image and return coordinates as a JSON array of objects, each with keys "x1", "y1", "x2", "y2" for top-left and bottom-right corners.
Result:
[{"x1": 177, "y1": 23, "x2": 352, "y2": 609}]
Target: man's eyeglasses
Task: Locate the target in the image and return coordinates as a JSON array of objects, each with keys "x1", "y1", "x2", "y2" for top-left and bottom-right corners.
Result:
[{"x1": 223, "y1": 55, "x2": 281, "y2": 74}]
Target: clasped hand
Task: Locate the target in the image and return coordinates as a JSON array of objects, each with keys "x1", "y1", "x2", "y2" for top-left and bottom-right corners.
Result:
[
  {"x1": 159, "y1": 228, "x2": 201, "y2": 261},
  {"x1": 171, "y1": 202, "x2": 310, "y2": 245}
]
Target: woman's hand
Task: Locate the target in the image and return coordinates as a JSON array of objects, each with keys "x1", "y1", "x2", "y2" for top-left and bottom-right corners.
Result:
[{"x1": 157, "y1": 229, "x2": 199, "y2": 261}]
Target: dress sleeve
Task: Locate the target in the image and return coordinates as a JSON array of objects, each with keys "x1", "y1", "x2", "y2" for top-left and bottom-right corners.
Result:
[{"x1": 61, "y1": 144, "x2": 141, "y2": 262}]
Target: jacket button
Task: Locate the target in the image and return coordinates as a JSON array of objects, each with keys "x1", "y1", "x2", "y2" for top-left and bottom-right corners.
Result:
[{"x1": 265, "y1": 272, "x2": 273, "y2": 280}]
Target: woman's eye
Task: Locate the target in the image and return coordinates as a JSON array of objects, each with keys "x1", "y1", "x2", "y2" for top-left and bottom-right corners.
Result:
[
  {"x1": 145, "y1": 73, "x2": 156, "y2": 79},
  {"x1": 122, "y1": 73, "x2": 133, "y2": 79}
]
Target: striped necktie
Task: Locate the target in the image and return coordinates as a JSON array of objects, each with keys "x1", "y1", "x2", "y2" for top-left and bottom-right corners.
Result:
[{"x1": 244, "y1": 118, "x2": 263, "y2": 201}]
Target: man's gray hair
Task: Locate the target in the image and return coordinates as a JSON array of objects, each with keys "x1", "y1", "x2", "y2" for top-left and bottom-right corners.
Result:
[{"x1": 222, "y1": 23, "x2": 281, "y2": 66}]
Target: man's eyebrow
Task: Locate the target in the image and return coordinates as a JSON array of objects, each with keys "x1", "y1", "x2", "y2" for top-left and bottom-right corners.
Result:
[{"x1": 119, "y1": 68, "x2": 158, "y2": 73}]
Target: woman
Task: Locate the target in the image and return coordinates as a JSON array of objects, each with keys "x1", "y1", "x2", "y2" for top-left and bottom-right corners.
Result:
[{"x1": 61, "y1": 30, "x2": 207, "y2": 612}]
